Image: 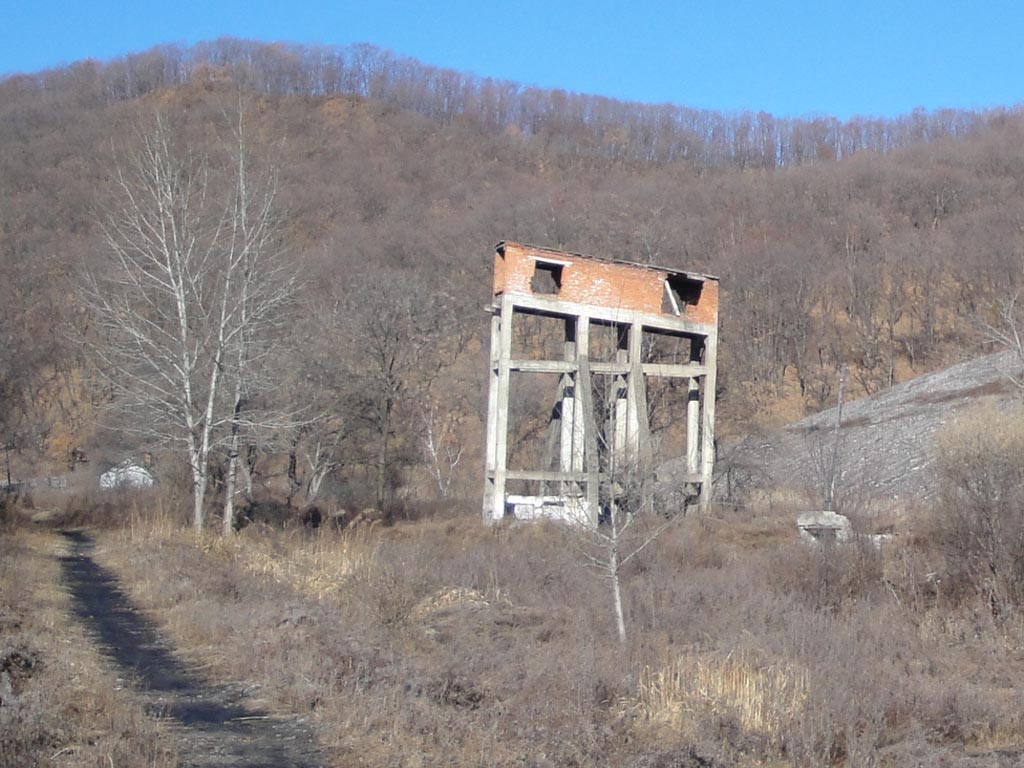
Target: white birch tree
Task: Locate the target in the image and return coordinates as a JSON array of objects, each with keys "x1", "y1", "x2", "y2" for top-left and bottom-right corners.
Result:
[
  {"x1": 82, "y1": 112, "x2": 294, "y2": 532},
  {"x1": 218, "y1": 112, "x2": 297, "y2": 534},
  {"x1": 420, "y1": 399, "x2": 465, "y2": 499}
]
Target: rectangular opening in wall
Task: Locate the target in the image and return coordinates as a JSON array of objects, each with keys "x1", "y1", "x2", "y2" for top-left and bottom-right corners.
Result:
[
  {"x1": 662, "y1": 274, "x2": 703, "y2": 316},
  {"x1": 588, "y1": 320, "x2": 625, "y2": 363},
  {"x1": 507, "y1": 371, "x2": 562, "y2": 471},
  {"x1": 531, "y1": 259, "x2": 564, "y2": 295},
  {"x1": 642, "y1": 328, "x2": 702, "y2": 365},
  {"x1": 511, "y1": 312, "x2": 571, "y2": 361}
]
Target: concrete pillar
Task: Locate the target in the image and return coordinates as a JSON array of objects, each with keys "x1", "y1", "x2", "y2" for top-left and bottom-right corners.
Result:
[
  {"x1": 686, "y1": 377, "x2": 700, "y2": 475},
  {"x1": 699, "y1": 328, "x2": 718, "y2": 510},
  {"x1": 613, "y1": 324, "x2": 629, "y2": 465},
  {"x1": 571, "y1": 316, "x2": 589, "y2": 473},
  {"x1": 559, "y1": 319, "x2": 576, "y2": 475},
  {"x1": 483, "y1": 294, "x2": 514, "y2": 522},
  {"x1": 482, "y1": 311, "x2": 501, "y2": 521}
]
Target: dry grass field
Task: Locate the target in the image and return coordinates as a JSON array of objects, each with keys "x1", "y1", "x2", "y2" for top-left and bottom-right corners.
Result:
[{"x1": 7, "y1": 487, "x2": 1011, "y2": 768}]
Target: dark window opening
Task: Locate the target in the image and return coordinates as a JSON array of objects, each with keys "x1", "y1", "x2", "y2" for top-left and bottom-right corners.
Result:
[
  {"x1": 531, "y1": 261, "x2": 564, "y2": 295},
  {"x1": 662, "y1": 274, "x2": 703, "y2": 316}
]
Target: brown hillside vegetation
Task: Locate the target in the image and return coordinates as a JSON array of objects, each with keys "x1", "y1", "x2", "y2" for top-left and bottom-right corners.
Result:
[{"x1": 3, "y1": 40, "x2": 1024, "y2": 505}]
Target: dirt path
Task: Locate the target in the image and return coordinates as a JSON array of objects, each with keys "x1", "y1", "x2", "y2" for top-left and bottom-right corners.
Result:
[{"x1": 58, "y1": 530, "x2": 327, "y2": 768}]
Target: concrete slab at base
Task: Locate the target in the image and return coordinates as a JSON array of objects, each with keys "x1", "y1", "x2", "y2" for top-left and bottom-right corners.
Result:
[{"x1": 505, "y1": 494, "x2": 592, "y2": 525}]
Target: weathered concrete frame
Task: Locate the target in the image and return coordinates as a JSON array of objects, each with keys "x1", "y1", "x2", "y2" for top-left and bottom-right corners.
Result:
[{"x1": 483, "y1": 289, "x2": 719, "y2": 524}]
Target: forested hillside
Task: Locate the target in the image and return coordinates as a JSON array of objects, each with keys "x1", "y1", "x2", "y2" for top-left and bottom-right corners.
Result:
[{"x1": 3, "y1": 38, "x2": 1024, "y2": 506}]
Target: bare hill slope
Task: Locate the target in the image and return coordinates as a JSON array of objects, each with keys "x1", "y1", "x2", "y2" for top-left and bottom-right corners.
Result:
[{"x1": 707, "y1": 351, "x2": 1023, "y2": 504}]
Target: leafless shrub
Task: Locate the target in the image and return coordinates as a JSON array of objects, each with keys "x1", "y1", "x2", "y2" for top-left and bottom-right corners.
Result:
[
  {"x1": 768, "y1": 538, "x2": 886, "y2": 613},
  {"x1": 933, "y1": 402, "x2": 1024, "y2": 615},
  {"x1": 352, "y1": 561, "x2": 423, "y2": 629}
]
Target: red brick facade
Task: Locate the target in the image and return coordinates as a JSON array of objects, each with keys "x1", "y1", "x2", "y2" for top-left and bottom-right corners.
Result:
[{"x1": 493, "y1": 241, "x2": 718, "y2": 326}]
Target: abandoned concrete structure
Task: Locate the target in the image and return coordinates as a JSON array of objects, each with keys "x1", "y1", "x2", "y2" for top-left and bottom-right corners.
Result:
[
  {"x1": 483, "y1": 241, "x2": 720, "y2": 524},
  {"x1": 796, "y1": 510, "x2": 852, "y2": 544}
]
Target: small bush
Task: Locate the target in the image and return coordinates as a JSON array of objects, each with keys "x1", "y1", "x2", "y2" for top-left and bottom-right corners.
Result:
[
  {"x1": 934, "y1": 402, "x2": 1024, "y2": 614},
  {"x1": 767, "y1": 538, "x2": 885, "y2": 613}
]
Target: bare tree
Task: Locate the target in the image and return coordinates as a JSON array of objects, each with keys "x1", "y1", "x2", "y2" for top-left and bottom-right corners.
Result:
[
  {"x1": 0, "y1": 344, "x2": 37, "y2": 487},
  {"x1": 280, "y1": 304, "x2": 357, "y2": 507},
  {"x1": 561, "y1": 365, "x2": 690, "y2": 644},
  {"x1": 341, "y1": 271, "x2": 465, "y2": 507},
  {"x1": 297, "y1": 419, "x2": 349, "y2": 503},
  {"x1": 980, "y1": 289, "x2": 1024, "y2": 393},
  {"x1": 565, "y1": 467, "x2": 685, "y2": 644},
  {"x1": 420, "y1": 398, "x2": 465, "y2": 499},
  {"x1": 82, "y1": 112, "x2": 294, "y2": 532}
]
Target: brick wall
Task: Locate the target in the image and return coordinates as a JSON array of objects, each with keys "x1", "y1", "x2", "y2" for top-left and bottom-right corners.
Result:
[{"x1": 493, "y1": 241, "x2": 718, "y2": 325}]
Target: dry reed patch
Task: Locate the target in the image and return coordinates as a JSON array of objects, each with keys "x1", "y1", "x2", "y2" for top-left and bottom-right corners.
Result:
[
  {"x1": 627, "y1": 649, "x2": 808, "y2": 746},
  {"x1": 211, "y1": 526, "x2": 381, "y2": 600},
  {"x1": 693, "y1": 514, "x2": 796, "y2": 552}
]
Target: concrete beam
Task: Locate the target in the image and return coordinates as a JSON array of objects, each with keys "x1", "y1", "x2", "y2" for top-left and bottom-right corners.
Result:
[{"x1": 499, "y1": 292, "x2": 715, "y2": 338}]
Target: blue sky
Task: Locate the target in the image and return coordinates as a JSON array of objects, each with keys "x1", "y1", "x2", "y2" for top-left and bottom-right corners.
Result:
[{"x1": 3, "y1": 1, "x2": 1023, "y2": 120}]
